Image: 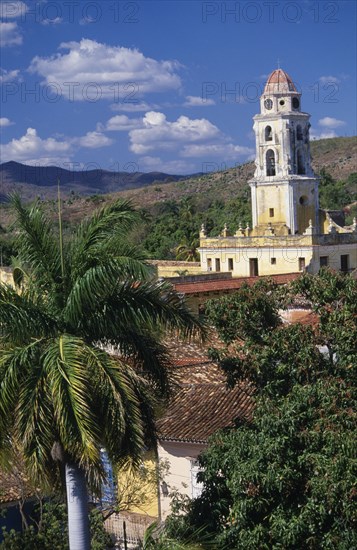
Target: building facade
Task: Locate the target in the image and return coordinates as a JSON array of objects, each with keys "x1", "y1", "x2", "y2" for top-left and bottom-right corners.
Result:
[{"x1": 199, "y1": 69, "x2": 357, "y2": 277}]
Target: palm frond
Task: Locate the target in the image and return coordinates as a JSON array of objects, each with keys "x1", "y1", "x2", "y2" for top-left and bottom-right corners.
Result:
[
  {"x1": 107, "y1": 280, "x2": 205, "y2": 340},
  {"x1": 0, "y1": 341, "x2": 56, "y2": 488},
  {"x1": 10, "y1": 194, "x2": 62, "y2": 292},
  {"x1": 63, "y1": 253, "x2": 151, "y2": 328},
  {"x1": 0, "y1": 284, "x2": 57, "y2": 343},
  {"x1": 66, "y1": 277, "x2": 205, "y2": 345},
  {"x1": 112, "y1": 329, "x2": 172, "y2": 395},
  {"x1": 43, "y1": 336, "x2": 102, "y2": 466},
  {"x1": 69, "y1": 199, "x2": 141, "y2": 276},
  {"x1": 85, "y1": 347, "x2": 147, "y2": 468}
]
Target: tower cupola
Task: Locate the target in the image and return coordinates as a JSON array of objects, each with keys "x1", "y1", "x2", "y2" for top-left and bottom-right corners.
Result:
[
  {"x1": 261, "y1": 68, "x2": 301, "y2": 115},
  {"x1": 249, "y1": 67, "x2": 319, "y2": 235}
]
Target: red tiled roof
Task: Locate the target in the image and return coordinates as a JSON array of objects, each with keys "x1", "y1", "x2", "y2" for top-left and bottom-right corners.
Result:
[
  {"x1": 173, "y1": 273, "x2": 300, "y2": 295},
  {"x1": 157, "y1": 336, "x2": 254, "y2": 443},
  {"x1": 157, "y1": 365, "x2": 253, "y2": 444},
  {"x1": 0, "y1": 463, "x2": 36, "y2": 505},
  {"x1": 264, "y1": 69, "x2": 297, "y2": 93}
]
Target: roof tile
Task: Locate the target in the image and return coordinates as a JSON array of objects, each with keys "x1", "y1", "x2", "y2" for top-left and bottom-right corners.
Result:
[{"x1": 173, "y1": 273, "x2": 300, "y2": 294}]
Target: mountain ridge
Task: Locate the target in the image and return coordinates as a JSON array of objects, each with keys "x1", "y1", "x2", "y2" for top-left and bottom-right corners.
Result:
[
  {"x1": 0, "y1": 160, "x2": 191, "y2": 201},
  {"x1": 0, "y1": 137, "x2": 356, "y2": 218}
]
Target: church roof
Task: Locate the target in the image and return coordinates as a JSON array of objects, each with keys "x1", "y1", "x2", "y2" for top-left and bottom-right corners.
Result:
[{"x1": 264, "y1": 69, "x2": 297, "y2": 94}]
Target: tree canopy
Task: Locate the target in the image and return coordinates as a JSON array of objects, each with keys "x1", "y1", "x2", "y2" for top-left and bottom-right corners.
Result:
[{"x1": 172, "y1": 271, "x2": 357, "y2": 549}]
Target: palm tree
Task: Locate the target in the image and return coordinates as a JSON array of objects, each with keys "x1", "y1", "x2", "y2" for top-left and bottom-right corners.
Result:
[
  {"x1": 175, "y1": 238, "x2": 200, "y2": 262},
  {"x1": 0, "y1": 196, "x2": 204, "y2": 550}
]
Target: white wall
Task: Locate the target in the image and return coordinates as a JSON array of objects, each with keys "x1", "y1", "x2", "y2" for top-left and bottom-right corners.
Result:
[{"x1": 157, "y1": 441, "x2": 205, "y2": 520}]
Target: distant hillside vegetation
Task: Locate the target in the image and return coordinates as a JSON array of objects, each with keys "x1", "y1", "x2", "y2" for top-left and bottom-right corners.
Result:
[
  {"x1": 0, "y1": 161, "x2": 188, "y2": 202},
  {"x1": 0, "y1": 136, "x2": 355, "y2": 205},
  {"x1": 0, "y1": 136, "x2": 356, "y2": 263}
]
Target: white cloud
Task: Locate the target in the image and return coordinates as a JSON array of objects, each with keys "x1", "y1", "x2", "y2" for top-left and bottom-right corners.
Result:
[
  {"x1": 79, "y1": 16, "x2": 96, "y2": 25},
  {"x1": 0, "y1": 68, "x2": 20, "y2": 83},
  {"x1": 75, "y1": 131, "x2": 113, "y2": 148},
  {"x1": 28, "y1": 39, "x2": 182, "y2": 100},
  {"x1": 139, "y1": 156, "x2": 197, "y2": 174},
  {"x1": 183, "y1": 95, "x2": 215, "y2": 107},
  {"x1": 0, "y1": 22, "x2": 22, "y2": 46},
  {"x1": 181, "y1": 143, "x2": 254, "y2": 159},
  {"x1": 103, "y1": 115, "x2": 142, "y2": 132},
  {"x1": 0, "y1": 127, "x2": 113, "y2": 165},
  {"x1": 310, "y1": 128, "x2": 338, "y2": 140},
  {"x1": 0, "y1": 117, "x2": 14, "y2": 127},
  {"x1": 311, "y1": 116, "x2": 346, "y2": 139},
  {"x1": 318, "y1": 117, "x2": 346, "y2": 128},
  {"x1": 127, "y1": 111, "x2": 253, "y2": 163},
  {"x1": 0, "y1": 128, "x2": 71, "y2": 165},
  {"x1": 129, "y1": 112, "x2": 220, "y2": 154},
  {"x1": 0, "y1": 1, "x2": 28, "y2": 18},
  {"x1": 318, "y1": 76, "x2": 340, "y2": 84},
  {"x1": 41, "y1": 17, "x2": 63, "y2": 26}
]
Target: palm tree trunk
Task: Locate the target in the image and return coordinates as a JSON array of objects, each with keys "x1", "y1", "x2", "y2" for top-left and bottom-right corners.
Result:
[{"x1": 65, "y1": 462, "x2": 91, "y2": 550}]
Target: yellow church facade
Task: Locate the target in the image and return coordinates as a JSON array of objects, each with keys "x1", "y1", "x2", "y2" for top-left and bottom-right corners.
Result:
[{"x1": 199, "y1": 69, "x2": 357, "y2": 277}]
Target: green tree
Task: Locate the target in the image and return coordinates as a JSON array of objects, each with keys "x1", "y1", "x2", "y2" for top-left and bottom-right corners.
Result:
[
  {"x1": 176, "y1": 271, "x2": 356, "y2": 549},
  {"x1": 175, "y1": 239, "x2": 200, "y2": 262},
  {"x1": 0, "y1": 501, "x2": 113, "y2": 550},
  {"x1": 318, "y1": 169, "x2": 353, "y2": 211},
  {"x1": 0, "y1": 196, "x2": 203, "y2": 550}
]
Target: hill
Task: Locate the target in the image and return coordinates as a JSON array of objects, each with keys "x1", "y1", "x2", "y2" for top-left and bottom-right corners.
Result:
[
  {"x1": 0, "y1": 161, "x2": 189, "y2": 202},
  {"x1": 60, "y1": 136, "x2": 357, "y2": 222},
  {"x1": 1, "y1": 137, "x2": 356, "y2": 206},
  {"x1": 0, "y1": 137, "x2": 356, "y2": 262}
]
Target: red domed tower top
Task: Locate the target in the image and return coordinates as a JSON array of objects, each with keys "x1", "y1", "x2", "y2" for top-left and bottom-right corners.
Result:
[{"x1": 264, "y1": 69, "x2": 297, "y2": 94}]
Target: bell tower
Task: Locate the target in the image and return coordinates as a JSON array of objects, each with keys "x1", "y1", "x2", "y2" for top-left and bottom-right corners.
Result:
[{"x1": 249, "y1": 69, "x2": 319, "y2": 235}]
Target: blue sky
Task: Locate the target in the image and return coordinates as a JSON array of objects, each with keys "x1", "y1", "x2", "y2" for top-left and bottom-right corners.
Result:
[{"x1": 0, "y1": 0, "x2": 356, "y2": 174}]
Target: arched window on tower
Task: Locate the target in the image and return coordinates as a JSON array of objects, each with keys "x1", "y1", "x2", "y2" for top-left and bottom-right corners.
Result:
[
  {"x1": 266, "y1": 149, "x2": 276, "y2": 176},
  {"x1": 265, "y1": 125, "x2": 272, "y2": 141},
  {"x1": 297, "y1": 149, "x2": 305, "y2": 175},
  {"x1": 296, "y1": 125, "x2": 303, "y2": 141}
]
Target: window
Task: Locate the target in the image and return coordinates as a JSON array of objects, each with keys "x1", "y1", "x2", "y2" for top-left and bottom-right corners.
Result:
[
  {"x1": 198, "y1": 303, "x2": 205, "y2": 316},
  {"x1": 228, "y1": 258, "x2": 234, "y2": 271},
  {"x1": 297, "y1": 125, "x2": 303, "y2": 140},
  {"x1": 299, "y1": 257, "x2": 306, "y2": 271},
  {"x1": 191, "y1": 460, "x2": 203, "y2": 499},
  {"x1": 320, "y1": 256, "x2": 328, "y2": 267},
  {"x1": 279, "y1": 99, "x2": 285, "y2": 106},
  {"x1": 292, "y1": 97, "x2": 300, "y2": 109},
  {"x1": 215, "y1": 258, "x2": 221, "y2": 272},
  {"x1": 266, "y1": 149, "x2": 276, "y2": 176},
  {"x1": 269, "y1": 208, "x2": 274, "y2": 217},
  {"x1": 271, "y1": 257, "x2": 276, "y2": 265},
  {"x1": 265, "y1": 125, "x2": 272, "y2": 141},
  {"x1": 299, "y1": 195, "x2": 308, "y2": 205},
  {"x1": 297, "y1": 150, "x2": 305, "y2": 175},
  {"x1": 249, "y1": 258, "x2": 259, "y2": 277},
  {"x1": 340, "y1": 255, "x2": 349, "y2": 272},
  {"x1": 207, "y1": 258, "x2": 212, "y2": 271}
]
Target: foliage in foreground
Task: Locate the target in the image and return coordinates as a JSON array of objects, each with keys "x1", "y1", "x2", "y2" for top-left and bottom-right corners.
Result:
[
  {"x1": 0, "y1": 195, "x2": 203, "y2": 491},
  {"x1": 0, "y1": 196, "x2": 204, "y2": 548},
  {"x1": 0, "y1": 502, "x2": 113, "y2": 550},
  {"x1": 167, "y1": 271, "x2": 357, "y2": 549}
]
